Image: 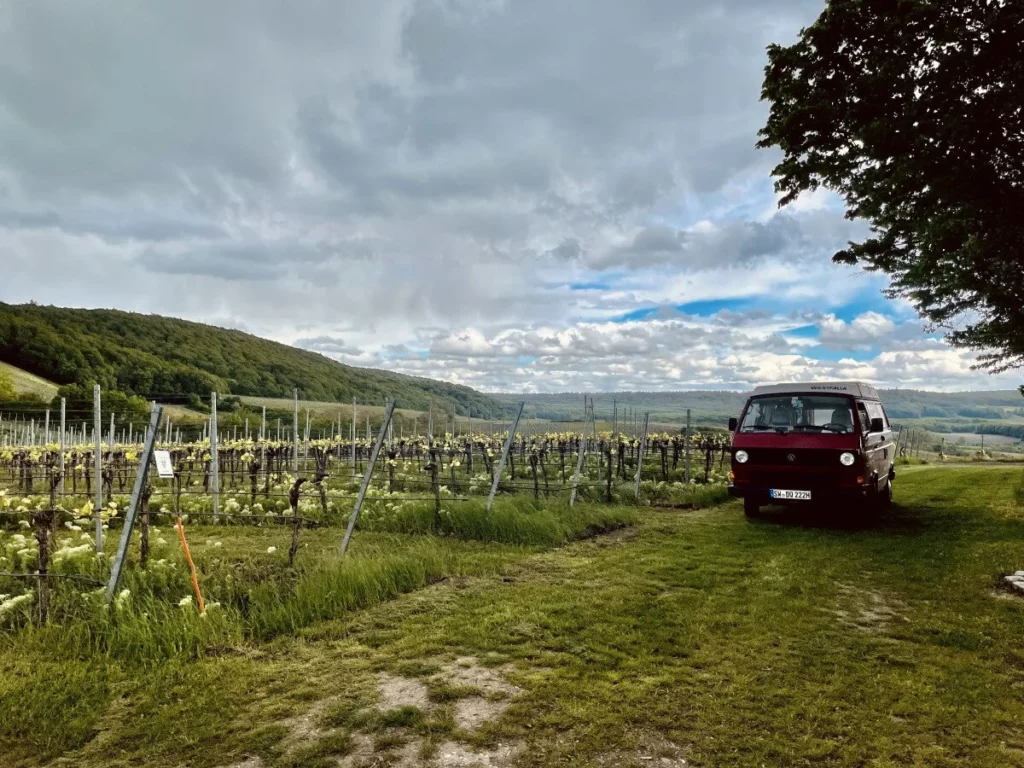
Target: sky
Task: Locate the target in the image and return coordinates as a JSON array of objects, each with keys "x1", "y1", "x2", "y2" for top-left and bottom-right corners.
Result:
[{"x1": 0, "y1": 1, "x2": 1019, "y2": 394}]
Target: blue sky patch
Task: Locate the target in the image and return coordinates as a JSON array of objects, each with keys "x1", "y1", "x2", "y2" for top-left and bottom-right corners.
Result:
[
  {"x1": 676, "y1": 297, "x2": 754, "y2": 316},
  {"x1": 785, "y1": 324, "x2": 820, "y2": 339}
]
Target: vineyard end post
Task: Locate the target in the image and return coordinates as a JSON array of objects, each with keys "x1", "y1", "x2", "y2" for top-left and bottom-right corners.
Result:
[
  {"x1": 486, "y1": 402, "x2": 525, "y2": 513},
  {"x1": 106, "y1": 402, "x2": 162, "y2": 601},
  {"x1": 339, "y1": 399, "x2": 396, "y2": 558}
]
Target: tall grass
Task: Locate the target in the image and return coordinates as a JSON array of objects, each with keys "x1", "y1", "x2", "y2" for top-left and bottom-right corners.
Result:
[
  {"x1": 246, "y1": 540, "x2": 455, "y2": 638},
  {"x1": 3, "y1": 501, "x2": 637, "y2": 663},
  {"x1": 357, "y1": 496, "x2": 636, "y2": 545}
]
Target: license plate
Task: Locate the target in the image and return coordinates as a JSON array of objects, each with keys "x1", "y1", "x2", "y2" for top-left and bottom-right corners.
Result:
[{"x1": 770, "y1": 489, "x2": 812, "y2": 500}]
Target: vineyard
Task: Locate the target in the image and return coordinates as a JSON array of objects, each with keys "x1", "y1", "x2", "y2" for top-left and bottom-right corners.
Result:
[{"x1": 0, "y1": 389, "x2": 730, "y2": 641}]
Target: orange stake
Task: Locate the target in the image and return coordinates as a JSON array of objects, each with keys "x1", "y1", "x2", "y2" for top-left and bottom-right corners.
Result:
[{"x1": 176, "y1": 516, "x2": 206, "y2": 614}]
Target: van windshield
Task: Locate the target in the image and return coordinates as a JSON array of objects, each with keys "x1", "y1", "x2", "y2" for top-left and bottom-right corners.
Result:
[{"x1": 740, "y1": 394, "x2": 856, "y2": 434}]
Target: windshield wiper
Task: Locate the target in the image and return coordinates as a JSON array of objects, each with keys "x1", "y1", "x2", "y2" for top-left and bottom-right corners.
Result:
[
  {"x1": 792, "y1": 425, "x2": 826, "y2": 432},
  {"x1": 741, "y1": 425, "x2": 777, "y2": 432}
]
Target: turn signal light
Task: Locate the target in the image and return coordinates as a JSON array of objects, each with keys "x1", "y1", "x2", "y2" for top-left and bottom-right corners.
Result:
[
  {"x1": 856, "y1": 475, "x2": 864, "y2": 484},
  {"x1": 728, "y1": 471, "x2": 735, "y2": 482}
]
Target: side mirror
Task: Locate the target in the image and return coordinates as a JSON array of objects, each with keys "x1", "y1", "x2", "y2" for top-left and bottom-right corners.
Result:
[
  {"x1": 869, "y1": 417, "x2": 885, "y2": 433},
  {"x1": 728, "y1": 417, "x2": 738, "y2": 432}
]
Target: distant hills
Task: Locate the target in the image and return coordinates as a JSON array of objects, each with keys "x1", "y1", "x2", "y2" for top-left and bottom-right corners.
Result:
[
  {"x1": 494, "y1": 389, "x2": 1024, "y2": 430},
  {"x1": 2, "y1": 303, "x2": 1020, "y2": 432},
  {"x1": 0, "y1": 303, "x2": 508, "y2": 417}
]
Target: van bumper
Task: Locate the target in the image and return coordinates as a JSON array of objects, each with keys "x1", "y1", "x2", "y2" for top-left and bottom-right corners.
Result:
[{"x1": 728, "y1": 485, "x2": 869, "y2": 502}]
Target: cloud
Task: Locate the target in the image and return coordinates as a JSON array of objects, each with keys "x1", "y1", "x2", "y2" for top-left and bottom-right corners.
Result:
[
  {"x1": 589, "y1": 210, "x2": 865, "y2": 270},
  {"x1": 818, "y1": 312, "x2": 897, "y2": 347},
  {"x1": 294, "y1": 336, "x2": 364, "y2": 357},
  {"x1": 0, "y1": 0, "x2": 1016, "y2": 395}
]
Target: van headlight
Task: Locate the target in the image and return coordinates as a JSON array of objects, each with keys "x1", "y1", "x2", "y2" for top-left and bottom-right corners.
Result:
[
  {"x1": 840, "y1": 452, "x2": 856, "y2": 466},
  {"x1": 734, "y1": 450, "x2": 749, "y2": 464}
]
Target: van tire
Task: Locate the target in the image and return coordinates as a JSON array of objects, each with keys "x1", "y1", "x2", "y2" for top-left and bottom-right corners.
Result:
[
  {"x1": 743, "y1": 498, "x2": 760, "y2": 517},
  {"x1": 879, "y1": 478, "x2": 893, "y2": 509}
]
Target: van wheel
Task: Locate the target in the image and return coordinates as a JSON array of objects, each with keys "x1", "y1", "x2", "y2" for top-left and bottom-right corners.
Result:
[
  {"x1": 879, "y1": 479, "x2": 893, "y2": 509},
  {"x1": 743, "y1": 498, "x2": 760, "y2": 518}
]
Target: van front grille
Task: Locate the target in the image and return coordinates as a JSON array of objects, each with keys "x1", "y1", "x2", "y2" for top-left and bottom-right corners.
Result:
[{"x1": 740, "y1": 449, "x2": 846, "y2": 468}]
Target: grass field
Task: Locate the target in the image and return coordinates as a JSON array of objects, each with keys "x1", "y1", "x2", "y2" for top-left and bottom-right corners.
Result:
[
  {"x1": 0, "y1": 361, "x2": 59, "y2": 401},
  {"x1": 2, "y1": 466, "x2": 1024, "y2": 766}
]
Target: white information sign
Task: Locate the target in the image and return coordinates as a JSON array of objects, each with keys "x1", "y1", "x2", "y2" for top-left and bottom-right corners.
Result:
[{"x1": 154, "y1": 450, "x2": 175, "y2": 479}]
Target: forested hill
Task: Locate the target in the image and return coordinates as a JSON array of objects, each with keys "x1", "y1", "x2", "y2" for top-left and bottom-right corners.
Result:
[{"x1": 0, "y1": 303, "x2": 506, "y2": 417}]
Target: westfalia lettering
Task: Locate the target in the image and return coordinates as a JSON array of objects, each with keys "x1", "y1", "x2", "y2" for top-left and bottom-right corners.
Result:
[{"x1": 809, "y1": 385, "x2": 848, "y2": 390}]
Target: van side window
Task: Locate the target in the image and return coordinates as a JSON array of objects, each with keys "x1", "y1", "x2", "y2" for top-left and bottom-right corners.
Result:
[
  {"x1": 866, "y1": 402, "x2": 887, "y2": 429},
  {"x1": 856, "y1": 402, "x2": 870, "y2": 433}
]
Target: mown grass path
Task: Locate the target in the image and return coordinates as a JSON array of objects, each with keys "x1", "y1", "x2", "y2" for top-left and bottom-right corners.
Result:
[{"x1": 17, "y1": 466, "x2": 1024, "y2": 767}]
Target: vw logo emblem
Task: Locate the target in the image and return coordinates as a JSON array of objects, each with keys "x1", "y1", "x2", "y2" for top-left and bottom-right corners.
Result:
[{"x1": 786, "y1": 453, "x2": 797, "y2": 463}]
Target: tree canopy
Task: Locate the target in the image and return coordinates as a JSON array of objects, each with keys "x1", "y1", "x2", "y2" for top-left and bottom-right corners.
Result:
[{"x1": 758, "y1": 0, "x2": 1024, "y2": 373}]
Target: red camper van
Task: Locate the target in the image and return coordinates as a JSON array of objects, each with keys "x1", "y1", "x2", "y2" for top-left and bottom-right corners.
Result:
[{"x1": 727, "y1": 382, "x2": 895, "y2": 517}]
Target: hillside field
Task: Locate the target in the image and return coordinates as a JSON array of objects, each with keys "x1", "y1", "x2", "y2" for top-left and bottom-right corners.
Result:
[{"x1": 0, "y1": 360, "x2": 59, "y2": 401}]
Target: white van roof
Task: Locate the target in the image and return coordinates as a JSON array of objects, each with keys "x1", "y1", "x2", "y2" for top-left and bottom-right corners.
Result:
[{"x1": 751, "y1": 381, "x2": 881, "y2": 400}]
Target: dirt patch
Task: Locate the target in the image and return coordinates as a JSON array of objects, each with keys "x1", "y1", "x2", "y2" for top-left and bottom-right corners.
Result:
[
  {"x1": 834, "y1": 583, "x2": 906, "y2": 633},
  {"x1": 243, "y1": 661, "x2": 521, "y2": 766},
  {"x1": 433, "y1": 741, "x2": 519, "y2": 767},
  {"x1": 440, "y1": 657, "x2": 520, "y2": 699},
  {"x1": 280, "y1": 697, "x2": 336, "y2": 745},
  {"x1": 378, "y1": 673, "x2": 430, "y2": 710},
  {"x1": 225, "y1": 758, "x2": 265, "y2": 768},
  {"x1": 596, "y1": 733, "x2": 690, "y2": 767},
  {"x1": 335, "y1": 733, "x2": 374, "y2": 767},
  {"x1": 454, "y1": 696, "x2": 510, "y2": 731},
  {"x1": 337, "y1": 732, "x2": 413, "y2": 768}
]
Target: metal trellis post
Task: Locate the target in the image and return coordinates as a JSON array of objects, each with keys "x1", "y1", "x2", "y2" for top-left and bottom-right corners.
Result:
[
  {"x1": 339, "y1": 399, "x2": 396, "y2": 558},
  {"x1": 106, "y1": 402, "x2": 162, "y2": 601},
  {"x1": 486, "y1": 402, "x2": 525, "y2": 513}
]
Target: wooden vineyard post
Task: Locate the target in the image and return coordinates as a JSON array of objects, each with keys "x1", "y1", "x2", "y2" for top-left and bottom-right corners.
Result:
[
  {"x1": 634, "y1": 413, "x2": 649, "y2": 501},
  {"x1": 93, "y1": 384, "x2": 103, "y2": 553},
  {"x1": 339, "y1": 399, "x2": 396, "y2": 558},
  {"x1": 58, "y1": 398, "x2": 65, "y2": 497},
  {"x1": 568, "y1": 424, "x2": 587, "y2": 507},
  {"x1": 430, "y1": 452, "x2": 441, "y2": 530},
  {"x1": 210, "y1": 392, "x2": 219, "y2": 522},
  {"x1": 105, "y1": 403, "x2": 163, "y2": 601},
  {"x1": 684, "y1": 408, "x2": 692, "y2": 485},
  {"x1": 351, "y1": 397, "x2": 357, "y2": 478},
  {"x1": 288, "y1": 477, "x2": 308, "y2": 567},
  {"x1": 292, "y1": 388, "x2": 300, "y2": 476},
  {"x1": 486, "y1": 402, "x2": 525, "y2": 513}
]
